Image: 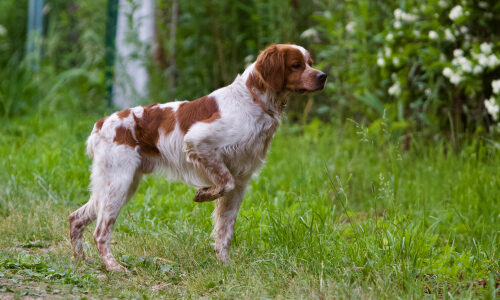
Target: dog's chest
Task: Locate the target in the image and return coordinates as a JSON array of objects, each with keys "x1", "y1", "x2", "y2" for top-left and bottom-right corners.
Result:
[{"x1": 223, "y1": 118, "x2": 279, "y2": 177}]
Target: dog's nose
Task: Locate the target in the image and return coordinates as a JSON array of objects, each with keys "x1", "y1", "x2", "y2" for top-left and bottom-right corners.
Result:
[{"x1": 316, "y1": 72, "x2": 327, "y2": 81}]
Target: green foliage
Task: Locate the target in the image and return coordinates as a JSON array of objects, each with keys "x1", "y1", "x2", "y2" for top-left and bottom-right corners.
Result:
[
  {"x1": 0, "y1": 0, "x2": 107, "y2": 117},
  {"x1": 306, "y1": 0, "x2": 394, "y2": 123},
  {"x1": 1, "y1": 0, "x2": 500, "y2": 136},
  {"x1": 375, "y1": 0, "x2": 500, "y2": 134},
  {"x1": 0, "y1": 111, "x2": 498, "y2": 298},
  {"x1": 150, "y1": 0, "x2": 315, "y2": 102}
]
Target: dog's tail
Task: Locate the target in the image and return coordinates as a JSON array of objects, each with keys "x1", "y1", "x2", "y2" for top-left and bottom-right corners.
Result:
[{"x1": 86, "y1": 127, "x2": 100, "y2": 158}]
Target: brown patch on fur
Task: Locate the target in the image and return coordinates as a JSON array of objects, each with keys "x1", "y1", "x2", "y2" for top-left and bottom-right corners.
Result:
[
  {"x1": 95, "y1": 117, "x2": 107, "y2": 131},
  {"x1": 246, "y1": 72, "x2": 266, "y2": 92},
  {"x1": 117, "y1": 108, "x2": 131, "y2": 119},
  {"x1": 254, "y1": 44, "x2": 286, "y2": 92},
  {"x1": 133, "y1": 104, "x2": 175, "y2": 156},
  {"x1": 283, "y1": 46, "x2": 307, "y2": 91},
  {"x1": 176, "y1": 96, "x2": 220, "y2": 134},
  {"x1": 114, "y1": 126, "x2": 137, "y2": 148}
]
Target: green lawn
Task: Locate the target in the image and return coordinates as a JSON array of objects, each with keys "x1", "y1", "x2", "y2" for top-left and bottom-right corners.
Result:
[{"x1": 0, "y1": 111, "x2": 498, "y2": 298}]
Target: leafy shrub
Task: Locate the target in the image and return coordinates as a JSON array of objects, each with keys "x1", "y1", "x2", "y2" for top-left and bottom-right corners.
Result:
[
  {"x1": 1, "y1": 0, "x2": 500, "y2": 139},
  {"x1": 307, "y1": 0, "x2": 394, "y2": 123},
  {"x1": 310, "y1": 0, "x2": 500, "y2": 136},
  {"x1": 0, "y1": 0, "x2": 107, "y2": 117},
  {"x1": 377, "y1": 0, "x2": 500, "y2": 134}
]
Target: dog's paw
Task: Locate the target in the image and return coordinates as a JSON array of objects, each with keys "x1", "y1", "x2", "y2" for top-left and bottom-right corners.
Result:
[
  {"x1": 215, "y1": 248, "x2": 230, "y2": 263},
  {"x1": 193, "y1": 187, "x2": 224, "y2": 202},
  {"x1": 105, "y1": 263, "x2": 129, "y2": 273}
]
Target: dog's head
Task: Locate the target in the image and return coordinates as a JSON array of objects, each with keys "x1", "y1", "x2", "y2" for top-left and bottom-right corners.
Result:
[{"x1": 254, "y1": 44, "x2": 327, "y2": 94}]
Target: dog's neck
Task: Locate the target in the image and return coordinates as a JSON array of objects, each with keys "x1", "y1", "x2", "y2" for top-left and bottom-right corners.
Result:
[{"x1": 234, "y1": 63, "x2": 288, "y2": 117}]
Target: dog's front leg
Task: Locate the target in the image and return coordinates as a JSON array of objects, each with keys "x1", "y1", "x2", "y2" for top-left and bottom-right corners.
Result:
[
  {"x1": 184, "y1": 138, "x2": 235, "y2": 203},
  {"x1": 211, "y1": 185, "x2": 246, "y2": 262}
]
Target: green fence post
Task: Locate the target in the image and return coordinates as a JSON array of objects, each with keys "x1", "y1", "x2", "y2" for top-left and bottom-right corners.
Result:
[
  {"x1": 26, "y1": 0, "x2": 44, "y2": 70},
  {"x1": 105, "y1": 0, "x2": 119, "y2": 107}
]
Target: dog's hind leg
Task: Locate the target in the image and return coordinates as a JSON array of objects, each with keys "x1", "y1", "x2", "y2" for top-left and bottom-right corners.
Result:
[
  {"x1": 70, "y1": 147, "x2": 142, "y2": 267},
  {"x1": 92, "y1": 153, "x2": 142, "y2": 272},
  {"x1": 69, "y1": 200, "x2": 97, "y2": 262}
]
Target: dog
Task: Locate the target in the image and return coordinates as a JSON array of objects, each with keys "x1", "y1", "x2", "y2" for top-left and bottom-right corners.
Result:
[{"x1": 69, "y1": 44, "x2": 326, "y2": 271}]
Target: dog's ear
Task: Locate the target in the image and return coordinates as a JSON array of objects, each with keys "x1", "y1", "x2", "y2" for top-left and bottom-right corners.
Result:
[{"x1": 254, "y1": 44, "x2": 285, "y2": 92}]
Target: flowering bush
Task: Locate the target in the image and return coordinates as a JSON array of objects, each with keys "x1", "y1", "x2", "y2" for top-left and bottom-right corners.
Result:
[{"x1": 377, "y1": 0, "x2": 500, "y2": 133}]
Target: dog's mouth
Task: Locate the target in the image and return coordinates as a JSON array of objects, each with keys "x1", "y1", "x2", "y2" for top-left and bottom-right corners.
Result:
[{"x1": 295, "y1": 86, "x2": 325, "y2": 94}]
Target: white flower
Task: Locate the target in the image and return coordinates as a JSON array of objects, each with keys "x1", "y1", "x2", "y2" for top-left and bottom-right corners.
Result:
[
  {"x1": 458, "y1": 57, "x2": 472, "y2": 73},
  {"x1": 402, "y1": 13, "x2": 417, "y2": 22},
  {"x1": 300, "y1": 28, "x2": 319, "y2": 40},
  {"x1": 453, "y1": 49, "x2": 464, "y2": 57},
  {"x1": 412, "y1": 30, "x2": 420, "y2": 37},
  {"x1": 478, "y1": 53, "x2": 489, "y2": 67},
  {"x1": 492, "y1": 80, "x2": 500, "y2": 94},
  {"x1": 487, "y1": 54, "x2": 499, "y2": 68},
  {"x1": 394, "y1": 20, "x2": 402, "y2": 29},
  {"x1": 429, "y1": 31, "x2": 438, "y2": 40},
  {"x1": 443, "y1": 67, "x2": 453, "y2": 78},
  {"x1": 425, "y1": 88, "x2": 431, "y2": 96},
  {"x1": 394, "y1": 8, "x2": 403, "y2": 19},
  {"x1": 485, "y1": 97, "x2": 499, "y2": 121},
  {"x1": 394, "y1": 9, "x2": 418, "y2": 23},
  {"x1": 450, "y1": 73, "x2": 463, "y2": 84},
  {"x1": 392, "y1": 57, "x2": 400, "y2": 66},
  {"x1": 346, "y1": 22, "x2": 356, "y2": 34},
  {"x1": 384, "y1": 47, "x2": 392, "y2": 57},
  {"x1": 443, "y1": 67, "x2": 463, "y2": 84},
  {"x1": 478, "y1": 1, "x2": 488, "y2": 9},
  {"x1": 386, "y1": 32, "x2": 394, "y2": 41},
  {"x1": 388, "y1": 81, "x2": 401, "y2": 96},
  {"x1": 460, "y1": 26, "x2": 468, "y2": 34},
  {"x1": 480, "y1": 42, "x2": 493, "y2": 54},
  {"x1": 377, "y1": 57, "x2": 385, "y2": 67},
  {"x1": 0, "y1": 25, "x2": 6, "y2": 37},
  {"x1": 449, "y1": 5, "x2": 463, "y2": 21},
  {"x1": 473, "y1": 65, "x2": 483, "y2": 74},
  {"x1": 445, "y1": 28, "x2": 455, "y2": 41},
  {"x1": 439, "y1": 0, "x2": 449, "y2": 8}
]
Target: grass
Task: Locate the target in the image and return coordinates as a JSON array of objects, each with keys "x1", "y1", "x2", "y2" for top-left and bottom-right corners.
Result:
[{"x1": 0, "y1": 109, "x2": 499, "y2": 298}]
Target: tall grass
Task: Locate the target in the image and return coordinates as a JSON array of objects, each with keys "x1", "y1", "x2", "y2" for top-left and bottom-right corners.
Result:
[{"x1": 0, "y1": 110, "x2": 498, "y2": 298}]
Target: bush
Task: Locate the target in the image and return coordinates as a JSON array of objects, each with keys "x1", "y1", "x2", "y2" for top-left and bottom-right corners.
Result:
[
  {"x1": 377, "y1": 0, "x2": 500, "y2": 135},
  {"x1": 313, "y1": 0, "x2": 500, "y2": 136}
]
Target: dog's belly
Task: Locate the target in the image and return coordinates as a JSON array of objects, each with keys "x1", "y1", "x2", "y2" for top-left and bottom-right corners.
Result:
[{"x1": 153, "y1": 129, "x2": 212, "y2": 188}]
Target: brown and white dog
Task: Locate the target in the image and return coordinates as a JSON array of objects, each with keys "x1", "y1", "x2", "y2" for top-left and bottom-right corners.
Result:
[{"x1": 69, "y1": 44, "x2": 326, "y2": 271}]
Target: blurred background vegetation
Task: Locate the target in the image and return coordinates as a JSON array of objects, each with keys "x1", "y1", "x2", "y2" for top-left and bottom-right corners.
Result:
[{"x1": 1, "y1": 0, "x2": 499, "y2": 142}]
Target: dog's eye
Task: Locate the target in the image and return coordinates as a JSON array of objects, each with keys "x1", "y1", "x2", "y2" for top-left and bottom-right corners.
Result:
[{"x1": 291, "y1": 63, "x2": 302, "y2": 69}]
